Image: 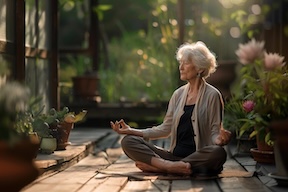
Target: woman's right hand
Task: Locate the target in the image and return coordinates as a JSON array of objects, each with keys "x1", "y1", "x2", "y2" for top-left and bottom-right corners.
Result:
[{"x1": 110, "y1": 119, "x2": 131, "y2": 135}]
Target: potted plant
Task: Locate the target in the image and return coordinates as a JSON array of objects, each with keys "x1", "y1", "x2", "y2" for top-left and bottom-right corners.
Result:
[
  {"x1": 232, "y1": 38, "x2": 288, "y2": 164},
  {"x1": 0, "y1": 80, "x2": 40, "y2": 191},
  {"x1": 63, "y1": 55, "x2": 100, "y2": 102},
  {"x1": 32, "y1": 116, "x2": 57, "y2": 154},
  {"x1": 224, "y1": 96, "x2": 256, "y2": 155},
  {"x1": 16, "y1": 97, "x2": 56, "y2": 154},
  {"x1": 14, "y1": 108, "x2": 40, "y2": 157},
  {"x1": 41, "y1": 107, "x2": 87, "y2": 150},
  {"x1": 72, "y1": 72, "x2": 100, "y2": 102}
]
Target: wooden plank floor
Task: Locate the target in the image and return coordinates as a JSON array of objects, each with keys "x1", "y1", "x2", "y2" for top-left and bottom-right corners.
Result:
[{"x1": 22, "y1": 129, "x2": 271, "y2": 192}]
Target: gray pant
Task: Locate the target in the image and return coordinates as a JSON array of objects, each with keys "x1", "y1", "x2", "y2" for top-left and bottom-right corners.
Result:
[{"x1": 121, "y1": 135, "x2": 227, "y2": 176}]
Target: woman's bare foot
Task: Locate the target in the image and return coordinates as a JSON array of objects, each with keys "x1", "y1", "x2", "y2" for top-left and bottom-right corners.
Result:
[
  {"x1": 164, "y1": 160, "x2": 192, "y2": 175},
  {"x1": 136, "y1": 158, "x2": 192, "y2": 176},
  {"x1": 135, "y1": 161, "x2": 163, "y2": 173}
]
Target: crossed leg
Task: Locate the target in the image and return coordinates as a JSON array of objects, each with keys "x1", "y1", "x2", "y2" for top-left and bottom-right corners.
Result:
[{"x1": 121, "y1": 135, "x2": 226, "y2": 176}]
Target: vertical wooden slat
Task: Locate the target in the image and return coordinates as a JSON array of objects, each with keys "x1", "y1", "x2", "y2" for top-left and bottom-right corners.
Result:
[
  {"x1": 50, "y1": 0, "x2": 59, "y2": 110},
  {"x1": 15, "y1": 0, "x2": 25, "y2": 81}
]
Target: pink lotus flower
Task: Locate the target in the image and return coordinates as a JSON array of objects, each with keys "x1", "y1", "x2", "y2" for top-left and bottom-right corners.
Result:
[
  {"x1": 235, "y1": 38, "x2": 265, "y2": 65},
  {"x1": 264, "y1": 52, "x2": 286, "y2": 70},
  {"x1": 242, "y1": 100, "x2": 255, "y2": 113}
]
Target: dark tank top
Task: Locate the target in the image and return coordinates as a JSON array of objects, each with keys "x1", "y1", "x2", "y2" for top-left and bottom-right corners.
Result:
[{"x1": 173, "y1": 104, "x2": 196, "y2": 158}]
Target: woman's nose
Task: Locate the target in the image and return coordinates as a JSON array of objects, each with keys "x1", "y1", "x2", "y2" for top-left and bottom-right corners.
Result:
[{"x1": 179, "y1": 63, "x2": 183, "y2": 70}]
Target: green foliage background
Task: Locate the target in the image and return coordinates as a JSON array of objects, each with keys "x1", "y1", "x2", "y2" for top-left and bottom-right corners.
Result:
[{"x1": 58, "y1": 0, "x2": 273, "y2": 103}]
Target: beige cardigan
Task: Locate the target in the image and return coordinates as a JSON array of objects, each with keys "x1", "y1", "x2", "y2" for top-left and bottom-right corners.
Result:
[{"x1": 142, "y1": 79, "x2": 224, "y2": 152}]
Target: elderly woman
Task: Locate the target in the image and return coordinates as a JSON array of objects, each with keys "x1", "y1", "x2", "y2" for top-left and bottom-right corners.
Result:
[{"x1": 110, "y1": 41, "x2": 231, "y2": 176}]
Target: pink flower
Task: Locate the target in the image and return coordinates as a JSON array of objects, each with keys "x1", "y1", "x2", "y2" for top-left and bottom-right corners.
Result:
[
  {"x1": 235, "y1": 38, "x2": 265, "y2": 65},
  {"x1": 264, "y1": 52, "x2": 286, "y2": 70},
  {"x1": 242, "y1": 100, "x2": 255, "y2": 113}
]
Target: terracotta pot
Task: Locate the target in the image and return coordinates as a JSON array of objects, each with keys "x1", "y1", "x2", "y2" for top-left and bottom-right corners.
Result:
[
  {"x1": 250, "y1": 148, "x2": 275, "y2": 164},
  {"x1": 255, "y1": 126, "x2": 274, "y2": 151},
  {"x1": 29, "y1": 132, "x2": 39, "y2": 143},
  {"x1": 29, "y1": 132, "x2": 40, "y2": 157},
  {"x1": 250, "y1": 131, "x2": 275, "y2": 164},
  {"x1": 50, "y1": 122, "x2": 74, "y2": 150},
  {"x1": 256, "y1": 137, "x2": 273, "y2": 152},
  {"x1": 72, "y1": 75, "x2": 100, "y2": 101},
  {"x1": 270, "y1": 120, "x2": 288, "y2": 177},
  {"x1": 0, "y1": 138, "x2": 40, "y2": 192}
]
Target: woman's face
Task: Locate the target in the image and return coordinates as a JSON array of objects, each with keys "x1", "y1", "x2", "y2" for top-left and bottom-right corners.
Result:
[{"x1": 178, "y1": 59, "x2": 198, "y2": 81}]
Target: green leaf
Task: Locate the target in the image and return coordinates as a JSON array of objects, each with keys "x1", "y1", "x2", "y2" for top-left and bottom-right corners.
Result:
[
  {"x1": 239, "y1": 129, "x2": 246, "y2": 137},
  {"x1": 265, "y1": 132, "x2": 274, "y2": 146},
  {"x1": 249, "y1": 130, "x2": 258, "y2": 138},
  {"x1": 93, "y1": 4, "x2": 112, "y2": 21},
  {"x1": 247, "y1": 31, "x2": 254, "y2": 39},
  {"x1": 96, "y1": 4, "x2": 112, "y2": 11}
]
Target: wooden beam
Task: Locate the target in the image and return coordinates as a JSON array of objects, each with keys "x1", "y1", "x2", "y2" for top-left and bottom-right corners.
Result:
[
  {"x1": 59, "y1": 48, "x2": 91, "y2": 55},
  {"x1": 25, "y1": 47, "x2": 50, "y2": 59}
]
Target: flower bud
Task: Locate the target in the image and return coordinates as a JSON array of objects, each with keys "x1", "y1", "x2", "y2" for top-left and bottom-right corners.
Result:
[{"x1": 242, "y1": 100, "x2": 255, "y2": 113}]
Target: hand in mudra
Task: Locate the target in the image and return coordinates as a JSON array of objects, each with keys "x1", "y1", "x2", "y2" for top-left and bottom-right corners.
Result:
[
  {"x1": 215, "y1": 129, "x2": 231, "y2": 146},
  {"x1": 110, "y1": 119, "x2": 131, "y2": 134}
]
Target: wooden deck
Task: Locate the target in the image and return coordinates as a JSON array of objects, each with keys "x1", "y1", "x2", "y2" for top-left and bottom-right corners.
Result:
[{"x1": 21, "y1": 128, "x2": 286, "y2": 192}]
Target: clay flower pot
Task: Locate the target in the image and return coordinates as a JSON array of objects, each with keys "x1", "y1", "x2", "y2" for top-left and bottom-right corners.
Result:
[
  {"x1": 50, "y1": 121, "x2": 74, "y2": 150},
  {"x1": 250, "y1": 128, "x2": 275, "y2": 164},
  {"x1": 72, "y1": 75, "x2": 100, "y2": 101},
  {"x1": 0, "y1": 137, "x2": 40, "y2": 192}
]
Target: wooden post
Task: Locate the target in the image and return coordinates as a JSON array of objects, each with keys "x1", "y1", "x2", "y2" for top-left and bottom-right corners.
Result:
[
  {"x1": 177, "y1": 0, "x2": 185, "y2": 86},
  {"x1": 50, "y1": 0, "x2": 59, "y2": 110},
  {"x1": 177, "y1": 0, "x2": 185, "y2": 46},
  {"x1": 89, "y1": 0, "x2": 100, "y2": 72},
  {"x1": 15, "y1": 0, "x2": 25, "y2": 81}
]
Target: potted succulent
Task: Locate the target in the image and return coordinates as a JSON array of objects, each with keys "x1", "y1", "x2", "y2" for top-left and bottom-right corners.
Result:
[
  {"x1": 0, "y1": 79, "x2": 40, "y2": 191},
  {"x1": 231, "y1": 38, "x2": 288, "y2": 164},
  {"x1": 40, "y1": 107, "x2": 87, "y2": 150},
  {"x1": 32, "y1": 116, "x2": 57, "y2": 154},
  {"x1": 16, "y1": 97, "x2": 56, "y2": 154}
]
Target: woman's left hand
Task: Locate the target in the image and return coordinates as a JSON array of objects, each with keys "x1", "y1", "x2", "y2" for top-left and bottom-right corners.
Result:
[{"x1": 215, "y1": 129, "x2": 232, "y2": 146}]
